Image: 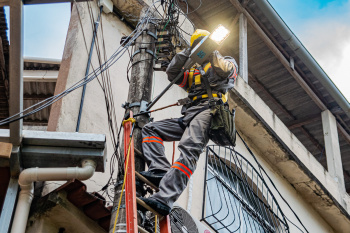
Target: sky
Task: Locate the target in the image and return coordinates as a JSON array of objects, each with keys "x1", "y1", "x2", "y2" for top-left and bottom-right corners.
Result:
[{"x1": 4, "y1": 0, "x2": 350, "y2": 101}]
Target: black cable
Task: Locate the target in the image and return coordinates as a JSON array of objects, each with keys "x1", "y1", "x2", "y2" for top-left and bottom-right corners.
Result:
[
  {"x1": 0, "y1": 0, "x2": 160, "y2": 126},
  {"x1": 236, "y1": 131, "x2": 309, "y2": 233}
]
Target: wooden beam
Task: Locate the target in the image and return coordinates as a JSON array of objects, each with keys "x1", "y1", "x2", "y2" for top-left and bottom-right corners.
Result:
[
  {"x1": 229, "y1": 0, "x2": 328, "y2": 111},
  {"x1": 287, "y1": 114, "x2": 321, "y2": 129},
  {"x1": 337, "y1": 122, "x2": 350, "y2": 145},
  {"x1": 9, "y1": 0, "x2": 23, "y2": 146},
  {"x1": 249, "y1": 74, "x2": 293, "y2": 120},
  {"x1": 249, "y1": 73, "x2": 324, "y2": 153},
  {"x1": 239, "y1": 13, "x2": 248, "y2": 82},
  {"x1": 299, "y1": 126, "x2": 324, "y2": 153},
  {"x1": 322, "y1": 110, "x2": 345, "y2": 191},
  {"x1": 23, "y1": 93, "x2": 53, "y2": 100},
  {"x1": 0, "y1": 142, "x2": 12, "y2": 159}
]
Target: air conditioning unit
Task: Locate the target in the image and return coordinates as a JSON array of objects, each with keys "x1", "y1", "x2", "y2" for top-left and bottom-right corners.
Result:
[{"x1": 170, "y1": 205, "x2": 213, "y2": 233}]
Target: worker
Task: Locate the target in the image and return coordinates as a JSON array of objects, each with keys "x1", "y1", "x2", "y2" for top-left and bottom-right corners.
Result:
[{"x1": 139, "y1": 29, "x2": 238, "y2": 216}]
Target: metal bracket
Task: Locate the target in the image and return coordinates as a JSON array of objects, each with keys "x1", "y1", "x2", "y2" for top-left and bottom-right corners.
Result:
[
  {"x1": 146, "y1": 30, "x2": 158, "y2": 40},
  {"x1": 122, "y1": 102, "x2": 141, "y2": 109},
  {"x1": 139, "y1": 100, "x2": 149, "y2": 114},
  {"x1": 131, "y1": 48, "x2": 157, "y2": 60}
]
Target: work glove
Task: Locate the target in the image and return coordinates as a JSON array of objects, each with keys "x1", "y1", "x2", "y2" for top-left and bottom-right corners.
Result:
[{"x1": 209, "y1": 50, "x2": 235, "y2": 78}]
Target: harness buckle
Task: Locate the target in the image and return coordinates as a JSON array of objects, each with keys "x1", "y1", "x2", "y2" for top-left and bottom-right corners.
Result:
[{"x1": 208, "y1": 98, "x2": 217, "y2": 108}]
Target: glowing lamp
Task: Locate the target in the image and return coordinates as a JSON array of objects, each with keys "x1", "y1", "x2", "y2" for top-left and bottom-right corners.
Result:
[
  {"x1": 184, "y1": 24, "x2": 231, "y2": 67},
  {"x1": 209, "y1": 25, "x2": 230, "y2": 45}
]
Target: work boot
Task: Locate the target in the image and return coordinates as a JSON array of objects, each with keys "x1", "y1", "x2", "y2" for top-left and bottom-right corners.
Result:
[
  {"x1": 139, "y1": 170, "x2": 167, "y2": 187},
  {"x1": 138, "y1": 197, "x2": 171, "y2": 216}
]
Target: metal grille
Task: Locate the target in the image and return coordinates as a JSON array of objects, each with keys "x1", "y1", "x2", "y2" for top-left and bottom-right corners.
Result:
[{"x1": 202, "y1": 145, "x2": 289, "y2": 233}]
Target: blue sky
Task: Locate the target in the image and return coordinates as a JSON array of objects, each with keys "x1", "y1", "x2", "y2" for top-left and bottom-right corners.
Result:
[
  {"x1": 4, "y1": 0, "x2": 350, "y2": 100},
  {"x1": 268, "y1": 0, "x2": 350, "y2": 100},
  {"x1": 4, "y1": 3, "x2": 70, "y2": 59}
]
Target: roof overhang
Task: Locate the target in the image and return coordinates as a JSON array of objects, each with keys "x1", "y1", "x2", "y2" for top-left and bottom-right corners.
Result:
[
  {"x1": 0, "y1": 129, "x2": 107, "y2": 172},
  {"x1": 230, "y1": 77, "x2": 350, "y2": 232}
]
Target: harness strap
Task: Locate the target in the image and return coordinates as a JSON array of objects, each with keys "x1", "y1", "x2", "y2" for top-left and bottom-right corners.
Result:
[{"x1": 178, "y1": 117, "x2": 186, "y2": 130}]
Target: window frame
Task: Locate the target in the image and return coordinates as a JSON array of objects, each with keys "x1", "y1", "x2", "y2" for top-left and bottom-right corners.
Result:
[{"x1": 201, "y1": 145, "x2": 289, "y2": 233}]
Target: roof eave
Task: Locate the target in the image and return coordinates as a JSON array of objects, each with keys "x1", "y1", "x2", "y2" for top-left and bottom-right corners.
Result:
[{"x1": 252, "y1": 0, "x2": 350, "y2": 118}]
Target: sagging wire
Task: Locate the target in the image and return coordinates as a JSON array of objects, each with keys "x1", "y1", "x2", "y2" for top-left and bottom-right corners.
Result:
[
  {"x1": 83, "y1": 1, "x2": 124, "y2": 202},
  {"x1": 236, "y1": 131, "x2": 309, "y2": 233},
  {"x1": 0, "y1": 0, "x2": 162, "y2": 127},
  {"x1": 83, "y1": 0, "x2": 187, "y2": 202}
]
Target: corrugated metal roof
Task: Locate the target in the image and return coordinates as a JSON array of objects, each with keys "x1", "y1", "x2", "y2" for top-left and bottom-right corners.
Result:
[
  {"x1": 180, "y1": 0, "x2": 350, "y2": 191},
  {"x1": 23, "y1": 82, "x2": 56, "y2": 124}
]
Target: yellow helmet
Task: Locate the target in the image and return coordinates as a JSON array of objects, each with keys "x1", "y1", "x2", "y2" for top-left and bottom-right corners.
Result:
[{"x1": 190, "y1": 29, "x2": 210, "y2": 46}]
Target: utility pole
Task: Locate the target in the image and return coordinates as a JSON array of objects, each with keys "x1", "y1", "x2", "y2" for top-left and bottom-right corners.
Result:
[{"x1": 109, "y1": 8, "x2": 157, "y2": 233}]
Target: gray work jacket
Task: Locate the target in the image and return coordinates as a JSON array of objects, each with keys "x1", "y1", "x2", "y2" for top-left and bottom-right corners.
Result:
[{"x1": 166, "y1": 48, "x2": 238, "y2": 101}]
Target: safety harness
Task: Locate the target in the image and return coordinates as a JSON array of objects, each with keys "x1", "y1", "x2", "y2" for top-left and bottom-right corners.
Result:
[
  {"x1": 179, "y1": 64, "x2": 237, "y2": 147},
  {"x1": 186, "y1": 63, "x2": 228, "y2": 104},
  {"x1": 177, "y1": 63, "x2": 228, "y2": 130}
]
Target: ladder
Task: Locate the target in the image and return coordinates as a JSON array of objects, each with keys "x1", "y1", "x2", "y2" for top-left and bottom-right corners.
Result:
[{"x1": 123, "y1": 113, "x2": 171, "y2": 233}]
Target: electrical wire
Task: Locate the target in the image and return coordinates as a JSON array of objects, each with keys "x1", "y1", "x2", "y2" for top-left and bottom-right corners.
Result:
[
  {"x1": 0, "y1": 0, "x2": 161, "y2": 127},
  {"x1": 236, "y1": 131, "x2": 309, "y2": 233}
]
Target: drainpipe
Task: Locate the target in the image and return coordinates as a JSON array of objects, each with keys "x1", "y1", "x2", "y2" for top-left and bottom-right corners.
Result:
[
  {"x1": 10, "y1": 160, "x2": 96, "y2": 233},
  {"x1": 252, "y1": 0, "x2": 350, "y2": 117},
  {"x1": 76, "y1": 6, "x2": 103, "y2": 132}
]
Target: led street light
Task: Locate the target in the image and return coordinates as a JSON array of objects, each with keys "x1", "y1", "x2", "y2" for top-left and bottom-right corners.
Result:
[{"x1": 209, "y1": 25, "x2": 230, "y2": 45}]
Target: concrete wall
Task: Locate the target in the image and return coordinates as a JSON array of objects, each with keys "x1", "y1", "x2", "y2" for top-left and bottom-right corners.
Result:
[
  {"x1": 45, "y1": 1, "x2": 187, "y2": 196},
  {"x1": 44, "y1": 1, "x2": 338, "y2": 233}
]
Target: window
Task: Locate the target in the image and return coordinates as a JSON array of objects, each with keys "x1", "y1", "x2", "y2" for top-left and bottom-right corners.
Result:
[{"x1": 202, "y1": 146, "x2": 289, "y2": 233}]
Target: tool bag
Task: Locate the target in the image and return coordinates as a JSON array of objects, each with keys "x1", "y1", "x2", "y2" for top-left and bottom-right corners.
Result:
[
  {"x1": 209, "y1": 105, "x2": 236, "y2": 147},
  {"x1": 201, "y1": 68, "x2": 236, "y2": 147}
]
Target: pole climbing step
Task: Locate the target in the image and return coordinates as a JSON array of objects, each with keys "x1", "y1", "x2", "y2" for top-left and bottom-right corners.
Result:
[
  {"x1": 136, "y1": 197, "x2": 164, "y2": 219},
  {"x1": 135, "y1": 171, "x2": 160, "y2": 192},
  {"x1": 138, "y1": 225, "x2": 151, "y2": 233}
]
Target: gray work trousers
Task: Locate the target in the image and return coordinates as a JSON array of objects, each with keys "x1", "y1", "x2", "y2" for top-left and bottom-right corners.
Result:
[{"x1": 142, "y1": 101, "x2": 211, "y2": 208}]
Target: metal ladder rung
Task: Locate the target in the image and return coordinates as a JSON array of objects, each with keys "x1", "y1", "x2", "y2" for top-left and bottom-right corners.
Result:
[
  {"x1": 135, "y1": 171, "x2": 160, "y2": 192},
  {"x1": 136, "y1": 197, "x2": 164, "y2": 220},
  {"x1": 138, "y1": 226, "x2": 150, "y2": 233}
]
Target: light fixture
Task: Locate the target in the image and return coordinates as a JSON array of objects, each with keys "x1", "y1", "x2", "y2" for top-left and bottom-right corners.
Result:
[
  {"x1": 184, "y1": 25, "x2": 231, "y2": 68},
  {"x1": 209, "y1": 25, "x2": 230, "y2": 45}
]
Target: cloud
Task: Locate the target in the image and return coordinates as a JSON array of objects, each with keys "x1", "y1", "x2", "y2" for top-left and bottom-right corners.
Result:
[{"x1": 296, "y1": 1, "x2": 350, "y2": 100}]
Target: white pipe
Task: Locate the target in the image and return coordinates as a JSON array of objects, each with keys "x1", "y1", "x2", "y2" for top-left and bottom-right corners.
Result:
[
  {"x1": 186, "y1": 176, "x2": 193, "y2": 212},
  {"x1": 23, "y1": 57, "x2": 61, "y2": 65},
  {"x1": 11, "y1": 160, "x2": 96, "y2": 233},
  {"x1": 23, "y1": 70, "x2": 58, "y2": 82}
]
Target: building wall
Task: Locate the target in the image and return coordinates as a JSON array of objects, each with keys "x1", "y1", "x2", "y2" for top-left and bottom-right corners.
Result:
[{"x1": 45, "y1": 1, "x2": 336, "y2": 233}]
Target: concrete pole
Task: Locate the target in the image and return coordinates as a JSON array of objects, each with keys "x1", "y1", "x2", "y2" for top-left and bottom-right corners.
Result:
[
  {"x1": 9, "y1": 0, "x2": 24, "y2": 146},
  {"x1": 109, "y1": 8, "x2": 156, "y2": 233},
  {"x1": 321, "y1": 109, "x2": 345, "y2": 191},
  {"x1": 239, "y1": 13, "x2": 248, "y2": 83}
]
